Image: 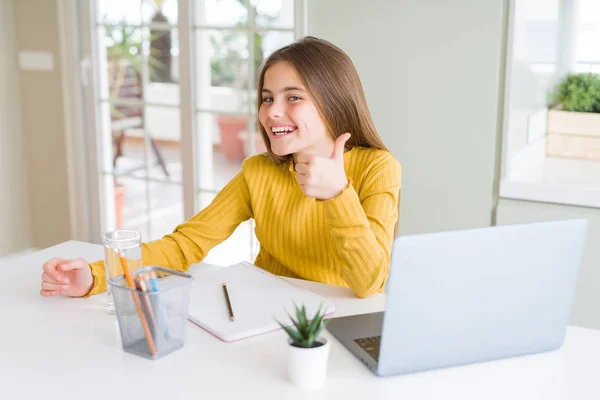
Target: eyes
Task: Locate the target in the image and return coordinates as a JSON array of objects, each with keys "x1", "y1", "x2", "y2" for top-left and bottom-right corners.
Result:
[{"x1": 261, "y1": 95, "x2": 302, "y2": 103}]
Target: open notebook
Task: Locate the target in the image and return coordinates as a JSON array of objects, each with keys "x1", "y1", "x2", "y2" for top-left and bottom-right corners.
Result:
[{"x1": 186, "y1": 261, "x2": 335, "y2": 342}]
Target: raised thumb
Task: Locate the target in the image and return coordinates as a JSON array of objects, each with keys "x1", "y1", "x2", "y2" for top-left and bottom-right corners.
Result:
[{"x1": 330, "y1": 133, "x2": 351, "y2": 161}]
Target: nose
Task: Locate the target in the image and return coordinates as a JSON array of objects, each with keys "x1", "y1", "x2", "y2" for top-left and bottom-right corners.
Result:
[{"x1": 267, "y1": 98, "x2": 285, "y2": 119}]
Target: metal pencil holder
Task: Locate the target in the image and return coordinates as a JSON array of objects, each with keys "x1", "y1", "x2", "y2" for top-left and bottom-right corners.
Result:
[{"x1": 108, "y1": 266, "x2": 194, "y2": 360}]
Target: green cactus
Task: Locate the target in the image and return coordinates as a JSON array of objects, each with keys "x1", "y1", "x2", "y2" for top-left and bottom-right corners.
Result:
[
  {"x1": 277, "y1": 304, "x2": 327, "y2": 348},
  {"x1": 556, "y1": 72, "x2": 600, "y2": 113}
]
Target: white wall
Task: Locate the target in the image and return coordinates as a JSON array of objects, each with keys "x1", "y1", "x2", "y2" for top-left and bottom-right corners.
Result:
[
  {"x1": 309, "y1": 0, "x2": 506, "y2": 235},
  {"x1": 14, "y1": 0, "x2": 73, "y2": 249},
  {"x1": 497, "y1": 199, "x2": 600, "y2": 330},
  {"x1": 308, "y1": 0, "x2": 600, "y2": 331},
  {"x1": 0, "y1": 0, "x2": 32, "y2": 256}
]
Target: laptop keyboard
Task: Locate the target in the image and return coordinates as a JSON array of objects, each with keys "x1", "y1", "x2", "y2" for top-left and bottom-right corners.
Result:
[{"x1": 354, "y1": 336, "x2": 381, "y2": 362}]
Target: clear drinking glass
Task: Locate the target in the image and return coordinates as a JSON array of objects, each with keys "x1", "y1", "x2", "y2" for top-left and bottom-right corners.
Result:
[{"x1": 104, "y1": 230, "x2": 142, "y2": 313}]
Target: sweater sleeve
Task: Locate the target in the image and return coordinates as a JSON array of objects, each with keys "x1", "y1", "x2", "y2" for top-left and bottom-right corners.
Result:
[
  {"x1": 85, "y1": 166, "x2": 254, "y2": 296},
  {"x1": 323, "y1": 154, "x2": 401, "y2": 298}
]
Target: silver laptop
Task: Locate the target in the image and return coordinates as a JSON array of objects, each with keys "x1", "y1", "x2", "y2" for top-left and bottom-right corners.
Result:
[{"x1": 327, "y1": 219, "x2": 588, "y2": 377}]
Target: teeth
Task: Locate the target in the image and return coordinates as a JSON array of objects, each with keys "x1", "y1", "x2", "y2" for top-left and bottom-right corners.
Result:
[{"x1": 271, "y1": 126, "x2": 296, "y2": 135}]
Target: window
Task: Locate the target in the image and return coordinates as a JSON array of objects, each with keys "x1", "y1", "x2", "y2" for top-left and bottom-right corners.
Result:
[
  {"x1": 574, "y1": 0, "x2": 600, "y2": 73},
  {"x1": 500, "y1": 0, "x2": 600, "y2": 209},
  {"x1": 84, "y1": 0, "x2": 306, "y2": 264}
]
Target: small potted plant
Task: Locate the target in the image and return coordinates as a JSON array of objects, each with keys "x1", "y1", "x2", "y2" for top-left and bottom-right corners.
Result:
[
  {"x1": 277, "y1": 304, "x2": 330, "y2": 389},
  {"x1": 547, "y1": 72, "x2": 600, "y2": 160}
]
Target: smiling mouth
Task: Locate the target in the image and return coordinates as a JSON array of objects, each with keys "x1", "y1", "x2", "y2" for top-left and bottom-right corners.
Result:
[{"x1": 270, "y1": 126, "x2": 297, "y2": 137}]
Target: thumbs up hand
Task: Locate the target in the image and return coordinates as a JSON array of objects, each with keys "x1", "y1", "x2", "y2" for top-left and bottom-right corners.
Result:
[{"x1": 294, "y1": 133, "x2": 351, "y2": 200}]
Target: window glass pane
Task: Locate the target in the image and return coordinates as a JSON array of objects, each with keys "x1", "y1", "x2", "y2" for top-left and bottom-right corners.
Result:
[
  {"x1": 115, "y1": 175, "x2": 150, "y2": 240},
  {"x1": 148, "y1": 182, "x2": 184, "y2": 241},
  {"x1": 250, "y1": 30, "x2": 295, "y2": 90},
  {"x1": 100, "y1": 25, "x2": 144, "y2": 101},
  {"x1": 195, "y1": 112, "x2": 245, "y2": 192},
  {"x1": 246, "y1": 131, "x2": 268, "y2": 156},
  {"x1": 98, "y1": 101, "x2": 115, "y2": 174},
  {"x1": 98, "y1": 0, "x2": 179, "y2": 25},
  {"x1": 98, "y1": 0, "x2": 143, "y2": 25},
  {"x1": 198, "y1": 192, "x2": 254, "y2": 265},
  {"x1": 113, "y1": 178, "x2": 184, "y2": 243},
  {"x1": 195, "y1": 0, "x2": 248, "y2": 27},
  {"x1": 503, "y1": 0, "x2": 560, "y2": 177},
  {"x1": 100, "y1": 26, "x2": 180, "y2": 104},
  {"x1": 142, "y1": 0, "x2": 178, "y2": 25},
  {"x1": 195, "y1": 29, "x2": 251, "y2": 114},
  {"x1": 574, "y1": 0, "x2": 600, "y2": 72},
  {"x1": 254, "y1": 0, "x2": 294, "y2": 29},
  {"x1": 106, "y1": 103, "x2": 148, "y2": 179},
  {"x1": 241, "y1": 118, "x2": 268, "y2": 157},
  {"x1": 147, "y1": 28, "x2": 180, "y2": 90},
  {"x1": 146, "y1": 108, "x2": 182, "y2": 183},
  {"x1": 257, "y1": 31, "x2": 295, "y2": 75},
  {"x1": 104, "y1": 104, "x2": 182, "y2": 182},
  {"x1": 512, "y1": 0, "x2": 559, "y2": 65},
  {"x1": 105, "y1": 169, "x2": 184, "y2": 243}
]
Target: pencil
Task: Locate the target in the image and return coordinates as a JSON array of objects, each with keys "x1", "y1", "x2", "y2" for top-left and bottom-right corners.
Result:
[
  {"x1": 137, "y1": 274, "x2": 156, "y2": 326},
  {"x1": 222, "y1": 283, "x2": 234, "y2": 321},
  {"x1": 119, "y1": 253, "x2": 157, "y2": 356},
  {"x1": 146, "y1": 270, "x2": 170, "y2": 342}
]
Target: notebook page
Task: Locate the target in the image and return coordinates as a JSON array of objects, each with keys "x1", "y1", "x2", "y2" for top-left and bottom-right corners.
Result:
[{"x1": 187, "y1": 261, "x2": 335, "y2": 342}]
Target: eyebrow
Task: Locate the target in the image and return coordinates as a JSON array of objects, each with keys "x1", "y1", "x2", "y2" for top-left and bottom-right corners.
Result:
[{"x1": 261, "y1": 86, "x2": 306, "y2": 93}]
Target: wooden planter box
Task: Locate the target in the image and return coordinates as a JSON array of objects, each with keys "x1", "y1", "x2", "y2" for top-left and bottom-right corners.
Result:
[{"x1": 546, "y1": 105, "x2": 600, "y2": 160}]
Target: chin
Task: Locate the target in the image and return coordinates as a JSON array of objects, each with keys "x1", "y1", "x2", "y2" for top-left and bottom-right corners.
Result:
[{"x1": 271, "y1": 146, "x2": 292, "y2": 156}]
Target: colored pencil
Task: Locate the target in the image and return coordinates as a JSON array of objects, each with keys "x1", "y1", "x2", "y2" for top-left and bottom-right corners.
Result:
[
  {"x1": 119, "y1": 253, "x2": 157, "y2": 356},
  {"x1": 136, "y1": 274, "x2": 156, "y2": 326}
]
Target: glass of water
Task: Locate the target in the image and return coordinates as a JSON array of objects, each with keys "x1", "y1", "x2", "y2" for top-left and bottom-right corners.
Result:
[{"x1": 104, "y1": 230, "x2": 142, "y2": 314}]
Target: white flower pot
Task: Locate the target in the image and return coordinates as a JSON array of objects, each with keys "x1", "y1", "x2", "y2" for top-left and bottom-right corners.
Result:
[{"x1": 287, "y1": 338, "x2": 330, "y2": 389}]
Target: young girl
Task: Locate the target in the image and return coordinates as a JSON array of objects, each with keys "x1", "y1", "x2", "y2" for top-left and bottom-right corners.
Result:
[{"x1": 40, "y1": 36, "x2": 401, "y2": 300}]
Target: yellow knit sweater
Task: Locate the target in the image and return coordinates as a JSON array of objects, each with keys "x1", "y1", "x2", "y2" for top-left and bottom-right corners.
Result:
[{"x1": 88, "y1": 147, "x2": 401, "y2": 298}]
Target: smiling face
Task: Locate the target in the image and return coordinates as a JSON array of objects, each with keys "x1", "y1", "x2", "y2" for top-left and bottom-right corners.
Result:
[{"x1": 258, "y1": 61, "x2": 334, "y2": 160}]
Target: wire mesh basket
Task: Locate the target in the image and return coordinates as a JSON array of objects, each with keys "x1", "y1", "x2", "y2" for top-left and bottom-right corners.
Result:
[{"x1": 108, "y1": 266, "x2": 194, "y2": 360}]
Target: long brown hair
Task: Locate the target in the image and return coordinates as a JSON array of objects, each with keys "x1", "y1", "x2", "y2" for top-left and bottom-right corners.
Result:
[{"x1": 256, "y1": 36, "x2": 388, "y2": 165}]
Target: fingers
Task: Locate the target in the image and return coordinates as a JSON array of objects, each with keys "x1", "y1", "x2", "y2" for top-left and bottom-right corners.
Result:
[
  {"x1": 42, "y1": 257, "x2": 67, "y2": 283},
  {"x1": 294, "y1": 163, "x2": 310, "y2": 176},
  {"x1": 56, "y1": 258, "x2": 87, "y2": 272},
  {"x1": 295, "y1": 153, "x2": 314, "y2": 164},
  {"x1": 41, "y1": 272, "x2": 66, "y2": 284},
  {"x1": 295, "y1": 173, "x2": 308, "y2": 186},
  {"x1": 40, "y1": 257, "x2": 89, "y2": 298},
  {"x1": 41, "y1": 280, "x2": 69, "y2": 291},
  {"x1": 40, "y1": 270, "x2": 68, "y2": 297},
  {"x1": 330, "y1": 133, "x2": 351, "y2": 160}
]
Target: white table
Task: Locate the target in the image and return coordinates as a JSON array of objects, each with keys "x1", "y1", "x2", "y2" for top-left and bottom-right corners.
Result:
[{"x1": 1, "y1": 241, "x2": 599, "y2": 400}]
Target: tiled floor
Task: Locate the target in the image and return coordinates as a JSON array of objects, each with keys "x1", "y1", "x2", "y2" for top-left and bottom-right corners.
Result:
[{"x1": 114, "y1": 138, "x2": 257, "y2": 266}]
